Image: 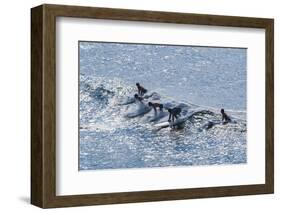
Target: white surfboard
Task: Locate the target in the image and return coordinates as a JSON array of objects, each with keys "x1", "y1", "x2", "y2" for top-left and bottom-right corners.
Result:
[
  {"x1": 154, "y1": 116, "x2": 188, "y2": 128},
  {"x1": 154, "y1": 121, "x2": 170, "y2": 128},
  {"x1": 126, "y1": 107, "x2": 152, "y2": 118},
  {"x1": 148, "y1": 112, "x2": 168, "y2": 122},
  {"x1": 118, "y1": 97, "x2": 135, "y2": 105}
]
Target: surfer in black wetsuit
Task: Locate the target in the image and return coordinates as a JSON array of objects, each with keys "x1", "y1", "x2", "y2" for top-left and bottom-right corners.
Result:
[
  {"x1": 136, "y1": 83, "x2": 147, "y2": 96},
  {"x1": 134, "y1": 94, "x2": 144, "y2": 103},
  {"x1": 168, "y1": 107, "x2": 181, "y2": 123},
  {"x1": 148, "y1": 102, "x2": 163, "y2": 113},
  {"x1": 221, "y1": 108, "x2": 231, "y2": 123}
]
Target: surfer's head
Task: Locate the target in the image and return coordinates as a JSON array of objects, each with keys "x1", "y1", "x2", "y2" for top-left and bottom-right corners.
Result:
[
  {"x1": 134, "y1": 94, "x2": 139, "y2": 98},
  {"x1": 148, "y1": 102, "x2": 152, "y2": 106},
  {"x1": 221, "y1": 108, "x2": 225, "y2": 114},
  {"x1": 136, "y1": 83, "x2": 140, "y2": 87}
]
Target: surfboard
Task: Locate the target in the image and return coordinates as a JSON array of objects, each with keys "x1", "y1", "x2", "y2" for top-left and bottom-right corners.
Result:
[
  {"x1": 154, "y1": 116, "x2": 188, "y2": 128},
  {"x1": 200, "y1": 119, "x2": 238, "y2": 130},
  {"x1": 118, "y1": 97, "x2": 135, "y2": 105},
  {"x1": 126, "y1": 107, "x2": 152, "y2": 118},
  {"x1": 148, "y1": 112, "x2": 168, "y2": 122},
  {"x1": 154, "y1": 121, "x2": 170, "y2": 128},
  {"x1": 200, "y1": 120, "x2": 221, "y2": 130}
]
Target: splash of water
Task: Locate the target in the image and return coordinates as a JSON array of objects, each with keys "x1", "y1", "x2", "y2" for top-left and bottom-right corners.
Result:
[{"x1": 79, "y1": 76, "x2": 247, "y2": 170}]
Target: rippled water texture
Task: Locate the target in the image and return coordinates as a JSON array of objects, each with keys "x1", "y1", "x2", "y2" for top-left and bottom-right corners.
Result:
[{"x1": 79, "y1": 42, "x2": 247, "y2": 170}]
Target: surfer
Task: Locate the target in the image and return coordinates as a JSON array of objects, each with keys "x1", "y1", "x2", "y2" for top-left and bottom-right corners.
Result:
[
  {"x1": 221, "y1": 108, "x2": 231, "y2": 123},
  {"x1": 148, "y1": 102, "x2": 163, "y2": 113},
  {"x1": 168, "y1": 107, "x2": 182, "y2": 123},
  {"x1": 136, "y1": 83, "x2": 147, "y2": 96},
  {"x1": 134, "y1": 94, "x2": 144, "y2": 103}
]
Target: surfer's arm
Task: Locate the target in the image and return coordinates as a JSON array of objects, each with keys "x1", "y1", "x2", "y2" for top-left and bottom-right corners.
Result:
[{"x1": 168, "y1": 113, "x2": 171, "y2": 121}]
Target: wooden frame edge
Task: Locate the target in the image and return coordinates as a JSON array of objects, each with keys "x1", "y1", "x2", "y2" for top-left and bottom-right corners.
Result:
[
  {"x1": 31, "y1": 4, "x2": 274, "y2": 208},
  {"x1": 45, "y1": 184, "x2": 270, "y2": 208},
  {"x1": 265, "y1": 19, "x2": 274, "y2": 194},
  {"x1": 31, "y1": 5, "x2": 44, "y2": 208}
]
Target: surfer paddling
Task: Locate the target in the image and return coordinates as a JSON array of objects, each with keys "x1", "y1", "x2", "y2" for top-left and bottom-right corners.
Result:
[
  {"x1": 221, "y1": 108, "x2": 231, "y2": 123},
  {"x1": 168, "y1": 107, "x2": 182, "y2": 123},
  {"x1": 148, "y1": 102, "x2": 163, "y2": 113},
  {"x1": 136, "y1": 83, "x2": 147, "y2": 96}
]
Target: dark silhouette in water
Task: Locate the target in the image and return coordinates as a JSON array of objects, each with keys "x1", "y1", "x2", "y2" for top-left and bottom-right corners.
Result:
[
  {"x1": 136, "y1": 83, "x2": 147, "y2": 96},
  {"x1": 221, "y1": 108, "x2": 231, "y2": 123},
  {"x1": 134, "y1": 94, "x2": 144, "y2": 103},
  {"x1": 148, "y1": 102, "x2": 163, "y2": 113},
  {"x1": 168, "y1": 107, "x2": 182, "y2": 123}
]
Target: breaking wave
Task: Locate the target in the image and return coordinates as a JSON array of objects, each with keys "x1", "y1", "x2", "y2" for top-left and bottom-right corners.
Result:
[{"x1": 79, "y1": 75, "x2": 247, "y2": 170}]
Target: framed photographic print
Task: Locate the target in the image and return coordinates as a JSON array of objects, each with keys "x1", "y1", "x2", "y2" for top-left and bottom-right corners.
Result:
[{"x1": 31, "y1": 4, "x2": 274, "y2": 208}]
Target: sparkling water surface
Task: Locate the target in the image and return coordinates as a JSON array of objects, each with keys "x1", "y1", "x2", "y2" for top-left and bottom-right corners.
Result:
[{"x1": 79, "y1": 42, "x2": 247, "y2": 170}]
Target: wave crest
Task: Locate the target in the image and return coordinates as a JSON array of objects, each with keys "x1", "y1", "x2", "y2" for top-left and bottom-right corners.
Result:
[{"x1": 80, "y1": 76, "x2": 246, "y2": 133}]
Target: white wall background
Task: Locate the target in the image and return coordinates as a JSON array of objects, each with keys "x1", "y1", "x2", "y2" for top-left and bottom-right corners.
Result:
[{"x1": 0, "y1": 0, "x2": 279, "y2": 212}]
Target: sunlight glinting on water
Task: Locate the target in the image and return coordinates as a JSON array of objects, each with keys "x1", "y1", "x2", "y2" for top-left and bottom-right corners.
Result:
[{"x1": 79, "y1": 42, "x2": 247, "y2": 170}]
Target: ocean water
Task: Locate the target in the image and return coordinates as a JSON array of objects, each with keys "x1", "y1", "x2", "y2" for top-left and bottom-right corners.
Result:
[{"x1": 79, "y1": 42, "x2": 247, "y2": 170}]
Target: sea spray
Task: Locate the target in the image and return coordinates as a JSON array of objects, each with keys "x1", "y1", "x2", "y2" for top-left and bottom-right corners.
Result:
[{"x1": 79, "y1": 76, "x2": 247, "y2": 170}]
